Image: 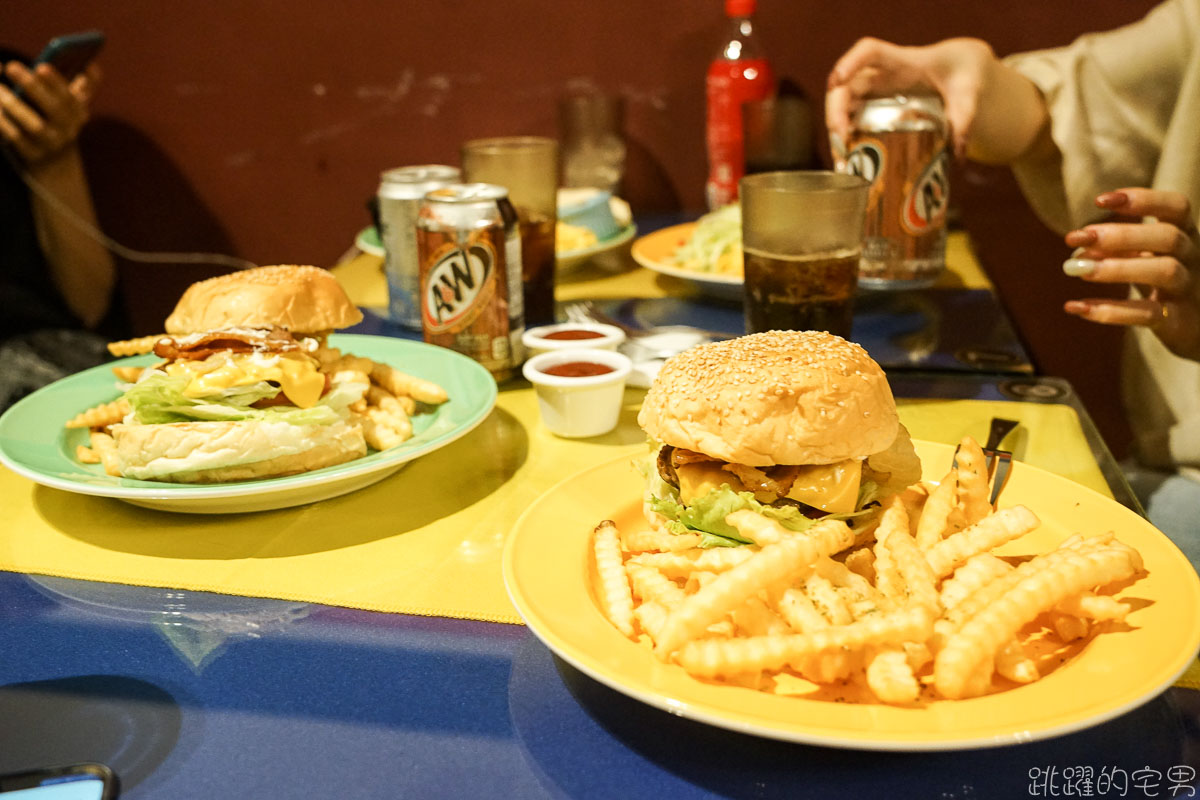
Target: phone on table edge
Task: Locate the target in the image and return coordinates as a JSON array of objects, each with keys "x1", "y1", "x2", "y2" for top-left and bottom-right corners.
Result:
[
  {"x1": 32, "y1": 30, "x2": 106, "y2": 82},
  {"x1": 0, "y1": 763, "x2": 119, "y2": 799}
]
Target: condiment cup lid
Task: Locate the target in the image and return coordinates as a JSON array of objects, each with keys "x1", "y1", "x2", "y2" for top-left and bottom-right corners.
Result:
[
  {"x1": 522, "y1": 322, "x2": 625, "y2": 352},
  {"x1": 523, "y1": 348, "x2": 633, "y2": 388}
]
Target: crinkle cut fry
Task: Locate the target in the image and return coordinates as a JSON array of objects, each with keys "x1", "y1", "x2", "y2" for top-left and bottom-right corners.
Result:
[
  {"x1": 627, "y1": 563, "x2": 687, "y2": 609},
  {"x1": 593, "y1": 520, "x2": 636, "y2": 638},
  {"x1": 954, "y1": 435, "x2": 992, "y2": 525},
  {"x1": 939, "y1": 537, "x2": 1116, "y2": 637},
  {"x1": 676, "y1": 605, "x2": 935, "y2": 679},
  {"x1": 938, "y1": 553, "x2": 1012, "y2": 611},
  {"x1": 934, "y1": 543, "x2": 1142, "y2": 699},
  {"x1": 630, "y1": 547, "x2": 753, "y2": 578},
  {"x1": 653, "y1": 515, "x2": 854, "y2": 657},
  {"x1": 65, "y1": 398, "x2": 130, "y2": 429},
  {"x1": 1056, "y1": 591, "x2": 1130, "y2": 621},
  {"x1": 866, "y1": 646, "x2": 922, "y2": 704},
  {"x1": 915, "y1": 471, "x2": 958, "y2": 549},
  {"x1": 622, "y1": 527, "x2": 701, "y2": 553},
  {"x1": 925, "y1": 505, "x2": 1040, "y2": 578},
  {"x1": 877, "y1": 497, "x2": 940, "y2": 613}
]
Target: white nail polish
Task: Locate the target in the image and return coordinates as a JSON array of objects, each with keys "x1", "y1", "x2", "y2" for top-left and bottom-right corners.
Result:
[{"x1": 1063, "y1": 258, "x2": 1097, "y2": 277}]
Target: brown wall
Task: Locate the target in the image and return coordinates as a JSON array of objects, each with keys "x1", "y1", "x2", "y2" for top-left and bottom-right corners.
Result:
[{"x1": 7, "y1": 0, "x2": 1160, "y2": 454}]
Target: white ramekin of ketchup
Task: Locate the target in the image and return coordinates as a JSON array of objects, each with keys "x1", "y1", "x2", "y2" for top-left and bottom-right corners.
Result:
[
  {"x1": 522, "y1": 348, "x2": 633, "y2": 438},
  {"x1": 522, "y1": 322, "x2": 625, "y2": 358}
]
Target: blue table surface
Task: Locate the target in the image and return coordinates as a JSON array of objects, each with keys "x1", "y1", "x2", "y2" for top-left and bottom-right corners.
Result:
[{"x1": 1, "y1": 571, "x2": 1197, "y2": 800}]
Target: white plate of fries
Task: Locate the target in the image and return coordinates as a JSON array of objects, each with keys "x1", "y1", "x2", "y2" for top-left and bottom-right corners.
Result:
[
  {"x1": 502, "y1": 441, "x2": 1200, "y2": 750},
  {"x1": 0, "y1": 334, "x2": 497, "y2": 514}
]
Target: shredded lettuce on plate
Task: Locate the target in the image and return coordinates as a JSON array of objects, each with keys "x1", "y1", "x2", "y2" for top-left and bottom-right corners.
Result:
[
  {"x1": 671, "y1": 203, "x2": 742, "y2": 275},
  {"x1": 123, "y1": 371, "x2": 365, "y2": 426}
]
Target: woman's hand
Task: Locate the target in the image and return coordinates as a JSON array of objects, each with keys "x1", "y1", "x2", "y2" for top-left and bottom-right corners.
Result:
[
  {"x1": 0, "y1": 59, "x2": 101, "y2": 166},
  {"x1": 1063, "y1": 188, "x2": 1200, "y2": 361},
  {"x1": 825, "y1": 36, "x2": 1048, "y2": 165},
  {"x1": 826, "y1": 37, "x2": 995, "y2": 160}
]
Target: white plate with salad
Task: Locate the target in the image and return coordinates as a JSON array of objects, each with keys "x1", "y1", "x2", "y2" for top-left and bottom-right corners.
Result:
[{"x1": 630, "y1": 205, "x2": 743, "y2": 301}]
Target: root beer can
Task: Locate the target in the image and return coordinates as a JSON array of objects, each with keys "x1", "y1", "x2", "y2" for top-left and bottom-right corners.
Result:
[
  {"x1": 840, "y1": 95, "x2": 949, "y2": 289},
  {"x1": 416, "y1": 184, "x2": 525, "y2": 381},
  {"x1": 377, "y1": 165, "x2": 462, "y2": 329}
]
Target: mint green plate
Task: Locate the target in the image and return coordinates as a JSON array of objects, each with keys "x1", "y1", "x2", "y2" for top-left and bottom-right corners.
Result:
[{"x1": 0, "y1": 334, "x2": 497, "y2": 514}]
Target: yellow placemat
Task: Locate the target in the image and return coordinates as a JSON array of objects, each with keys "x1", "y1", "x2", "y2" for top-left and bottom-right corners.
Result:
[
  {"x1": 0, "y1": 394, "x2": 1117, "y2": 626},
  {"x1": 0, "y1": 386, "x2": 651, "y2": 625}
]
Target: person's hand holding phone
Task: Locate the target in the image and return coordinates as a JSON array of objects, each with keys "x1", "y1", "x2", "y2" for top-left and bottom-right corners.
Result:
[{"x1": 0, "y1": 58, "x2": 101, "y2": 166}]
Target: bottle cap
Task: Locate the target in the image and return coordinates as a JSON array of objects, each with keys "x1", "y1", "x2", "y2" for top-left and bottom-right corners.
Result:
[{"x1": 725, "y1": 0, "x2": 756, "y2": 17}]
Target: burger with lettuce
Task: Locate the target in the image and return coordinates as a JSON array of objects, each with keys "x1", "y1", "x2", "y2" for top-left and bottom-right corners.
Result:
[
  {"x1": 636, "y1": 330, "x2": 921, "y2": 547},
  {"x1": 109, "y1": 265, "x2": 369, "y2": 483}
]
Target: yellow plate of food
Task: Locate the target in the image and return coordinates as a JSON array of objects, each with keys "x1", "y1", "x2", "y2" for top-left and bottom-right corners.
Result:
[
  {"x1": 631, "y1": 222, "x2": 743, "y2": 301},
  {"x1": 502, "y1": 331, "x2": 1200, "y2": 750}
]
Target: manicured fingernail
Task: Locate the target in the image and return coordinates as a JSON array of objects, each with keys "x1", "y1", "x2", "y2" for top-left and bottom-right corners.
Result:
[
  {"x1": 1096, "y1": 191, "x2": 1128, "y2": 208},
  {"x1": 1064, "y1": 300, "x2": 1091, "y2": 315},
  {"x1": 1065, "y1": 229, "x2": 1097, "y2": 247},
  {"x1": 1063, "y1": 258, "x2": 1097, "y2": 277}
]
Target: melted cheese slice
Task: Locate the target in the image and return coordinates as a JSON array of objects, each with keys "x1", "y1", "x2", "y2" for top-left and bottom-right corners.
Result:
[
  {"x1": 164, "y1": 352, "x2": 325, "y2": 408},
  {"x1": 675, "y1": 458, "x2": 862, "y2": 514},
  {"x1": 785, "y1": 459, "x2": 862, "y2": 513},
  {"x1": 676, "y1": 462, "x2": 747, "y2": 505}
]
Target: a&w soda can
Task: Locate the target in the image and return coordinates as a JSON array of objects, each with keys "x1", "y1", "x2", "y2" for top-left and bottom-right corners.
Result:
[
  {"x1": 377, "y1": 164, "x2": 461, "y2": 329},
  {"x1": 839, "y1": 95, "x2": 949, "y2": 289},
  {"x1": 416, "y1": 184, "x2": 525, "y2": 381}
]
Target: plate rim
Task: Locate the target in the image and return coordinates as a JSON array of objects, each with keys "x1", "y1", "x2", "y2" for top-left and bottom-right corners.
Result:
[
  {"x1": 0, "y1": 333, "x2": 497, "y2": 505},
  {"x1": 502, "y1": 442, "x2": 1200, "y2": 751},
  {"x1": 355, "y1": 226, "x2": 385, "y2": 257},
  {"x1": 557, "y1": 222, "x2": 638, "y2": 263}
]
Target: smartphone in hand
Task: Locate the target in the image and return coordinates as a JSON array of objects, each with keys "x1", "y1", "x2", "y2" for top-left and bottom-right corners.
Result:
[{"x1": 33, "y1": 30, "x2": 106, "y2": 82}]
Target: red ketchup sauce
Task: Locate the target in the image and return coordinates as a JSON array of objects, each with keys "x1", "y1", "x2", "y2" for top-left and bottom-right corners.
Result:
[
  {"x1": 540, "y1": 329, "x2": 606, "y2": 341},
  {"x1": 540, "y1": 361, "x2": 614, "y2": 378}
]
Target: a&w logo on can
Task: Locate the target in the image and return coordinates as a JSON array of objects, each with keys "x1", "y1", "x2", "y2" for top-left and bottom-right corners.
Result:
[
  {"x1": 423, "y1": 242, "x2": 495, "y2": 332},
  {"x1": 845, "y1": 141, "x2": 884, "y2": 186},
  {"x1": 902, "y1": 148, "x2": 950, "y2": 234}
]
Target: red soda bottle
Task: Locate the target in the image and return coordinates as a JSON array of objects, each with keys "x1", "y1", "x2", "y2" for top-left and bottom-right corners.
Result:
[{"x1": 705, "y1": 0, "x2": 775, "y2": 210}]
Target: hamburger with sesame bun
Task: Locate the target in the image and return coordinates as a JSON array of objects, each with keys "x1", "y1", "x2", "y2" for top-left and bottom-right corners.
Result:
[
  {"x1": 107, "y1": 265, "x2": 369, "y2": 483},
  {"x1": 636, "y1": 330, "x2": 921, "y2": 545}
]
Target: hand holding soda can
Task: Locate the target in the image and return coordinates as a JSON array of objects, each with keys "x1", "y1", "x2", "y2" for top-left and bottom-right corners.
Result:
[{"x1": 835, "y1": 94, "x2": 950, "y2": 289}]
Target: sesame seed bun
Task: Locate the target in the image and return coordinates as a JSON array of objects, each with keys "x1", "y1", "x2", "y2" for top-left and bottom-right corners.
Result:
[
  {"x1": 637, "y1": 330, "x2": 900, "y2": 466},
  {"x1": 164, "y1": 265, "x2": 363, "y2": 335}
]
